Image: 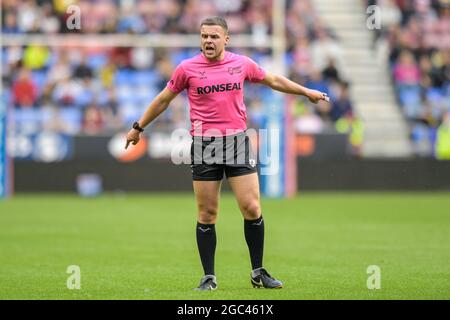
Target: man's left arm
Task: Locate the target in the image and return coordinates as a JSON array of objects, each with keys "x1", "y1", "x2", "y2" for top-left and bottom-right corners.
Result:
[{"x1": 260, "y1": 72, "x2": 330, "y2": 104}]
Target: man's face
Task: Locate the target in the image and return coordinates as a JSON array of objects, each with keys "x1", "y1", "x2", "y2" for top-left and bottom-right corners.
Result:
[{"x1": 200, "y1": 25, "x2": 229, "y2": 60}]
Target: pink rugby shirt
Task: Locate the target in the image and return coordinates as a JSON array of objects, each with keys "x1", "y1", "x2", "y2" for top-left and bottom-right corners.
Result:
[{"x1": 166, "y1": 51, "x2": 266, "y2": 136}]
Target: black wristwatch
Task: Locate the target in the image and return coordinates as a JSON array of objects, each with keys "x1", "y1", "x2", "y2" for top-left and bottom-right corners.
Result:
[{"x1": 132, "y1": 121, "x2": 144, "y2": 132}]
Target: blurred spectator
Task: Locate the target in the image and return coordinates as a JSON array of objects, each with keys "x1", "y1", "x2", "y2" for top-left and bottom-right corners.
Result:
[
  {"x1": 435, "y1": 112, "x2": 450, "y2": 159},
  {"x1": 427, "y1": 50, "x2": 450, "y2": 89},
  {"x1": 111, "y1": 47, "x2": 132, "y2": 69},
  {"x1": 52, "y1": 77, "x2": 83, "y2": 106},
  {"x1": 47, "y1": 51, "x2": 72, "y2": 84},
  {"x1": 82, "y1": 103, "x2": 104, "y2": 135},
  {"x1": 73, "y1": 54, "x2": 94, "y2": 79},
  {"x1": 322, "y1": 58, "x2": 341, "y2": 83},
  {"x1": 100, "y1": 87, "x2": 123, "y2": 132},
  {"x1": 3, "y1": 46, "x2": 23, "y2": 87},
  {"x1": 131, "y1": 47, "x2": 154, "y2": 70},
  {"x1": 305, "y1": 69, "x2": 328, "y2": 91},
  {"x1": 155, "y1": 54, "x2": 174, "y2": 90},
  {"x1": 42, "y1": 104, "x2": 75, "y2": 134},
  {"x1": 17, "y1": 0, "x2": 41, "y2": 33},
  {"x1": 293, "y1": 101, "x2": 324, "y2": 134},
  {"x1": 380, "y1": 0, "x2": 402, "y2": 30},
  {"x1": 335, "y1": 113, "x2": 364, "y2": 157},
  {"x1": 411, "y1": 121, "x2": 433, "y2": 157},
  {"x1": 291, "y1": 37, "x2": 312, "y2": 77},
  {"x1": 53, "y1": 0, "x2": 77, "y2": 15},
  {"x1": 117, "y1": 4, "x2": 146, "y2": 34},
  {"x1": 23, "y1": 44, "x2": 50, "y2": 70},
  {"x1": 99, "y1": 59, "x2": 116, "y2": 88},
  {"x1": 310, "y1": 28, "x2": 344, "y2": 73},
  {"x1": 40, "y1": 2, "x2": 61, "y2": 34},
  {"x1": 393, "y1": 50, "x2": 421, "y2": 87},
  {"x1": 12, "y1": 68, "x2": 37, "y2": 108},
  {"x1": 3, "y1": 12, "x2": 21, "y2": 33},
  {"x1": 329, "y1": 82, "x2": 353, "y2": 122}
]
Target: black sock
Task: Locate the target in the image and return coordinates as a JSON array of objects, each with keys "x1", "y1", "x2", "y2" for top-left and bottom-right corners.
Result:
[
  {"x1": 244, "y1": 216, "x2": 264, "y2": 270},
  {"x1": 196, "y1": 222, "x2": 216, "y2": 275}
]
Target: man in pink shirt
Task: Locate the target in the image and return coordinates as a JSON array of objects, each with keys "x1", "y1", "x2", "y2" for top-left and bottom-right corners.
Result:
[{"x1": 125, "y1": 16, "x2": 329, "y2": 291}]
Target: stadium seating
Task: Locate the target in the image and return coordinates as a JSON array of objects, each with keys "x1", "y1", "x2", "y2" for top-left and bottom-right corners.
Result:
[
  {"x1": 7, "y1": 1, "x2": 448, "y2": 158},
  {"x1": 367, "y1": 0, "x2": 449, "y2": 157}
]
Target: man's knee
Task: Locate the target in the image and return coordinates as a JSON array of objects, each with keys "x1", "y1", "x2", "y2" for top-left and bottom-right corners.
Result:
[
  {"x1": 198, "y1": 206, "x2": 218, "y2": 224},
  {"x1": 241, "y1": 200, "x2": 261, "y2": 219}
]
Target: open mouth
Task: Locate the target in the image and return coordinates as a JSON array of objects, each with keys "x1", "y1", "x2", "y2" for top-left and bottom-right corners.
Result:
[{"x1": 204, "y1": 46, "x2": 215, "y2": 54}]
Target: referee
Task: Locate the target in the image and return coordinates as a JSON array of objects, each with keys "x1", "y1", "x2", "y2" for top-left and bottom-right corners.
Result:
[{"x1": 125, "y1": 16, "x2": 329, "y2": 291}]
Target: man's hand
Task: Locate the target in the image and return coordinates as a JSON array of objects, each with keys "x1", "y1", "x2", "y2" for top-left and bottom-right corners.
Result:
[
  {"x1": 125, "y1": 129, "x2": 141, "y2": 149},
  {"x1": 306, "y1": 89, "x2": 330, "y2": 104}
]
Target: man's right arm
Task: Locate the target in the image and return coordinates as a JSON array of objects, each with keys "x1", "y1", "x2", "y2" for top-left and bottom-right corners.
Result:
[
  {"x1": 125, "y1": 87, "x2": 178, "y2": 149},
  {"x1": 137, "y1": 87, "x2": 179, "y2": 128}
]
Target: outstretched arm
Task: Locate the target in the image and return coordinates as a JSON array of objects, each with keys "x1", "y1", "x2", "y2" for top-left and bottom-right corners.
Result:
[
  {"x1": 125, "y1": 87, "x2": 178, "y2": 149},
  {"x1": 260, "y1": 71, "x2": 330, "y2": 103}
]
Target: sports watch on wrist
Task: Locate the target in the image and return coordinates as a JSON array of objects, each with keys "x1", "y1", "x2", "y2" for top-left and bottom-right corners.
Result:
[{"x1": 132, "y1": 121, "x2": 144, "y2": 132}]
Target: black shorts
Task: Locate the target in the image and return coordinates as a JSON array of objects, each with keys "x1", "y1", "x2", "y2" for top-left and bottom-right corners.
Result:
[{"x1": 190, "y1": 131, "x2": 257, "y2": 181}]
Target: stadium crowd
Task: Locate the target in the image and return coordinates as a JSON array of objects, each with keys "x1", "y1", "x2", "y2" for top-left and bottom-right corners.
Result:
[
  {"x1": 3, "y1": 0, "x2": 357, "y2": 155},
  {"x1": 369, "y1": 0, "x2": 450, "y2": 157}
]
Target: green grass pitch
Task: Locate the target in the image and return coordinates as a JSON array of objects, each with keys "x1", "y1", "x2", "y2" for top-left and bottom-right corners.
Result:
[{"x1": 0, "y1": 192, "x2": 449, "y2": 300}]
